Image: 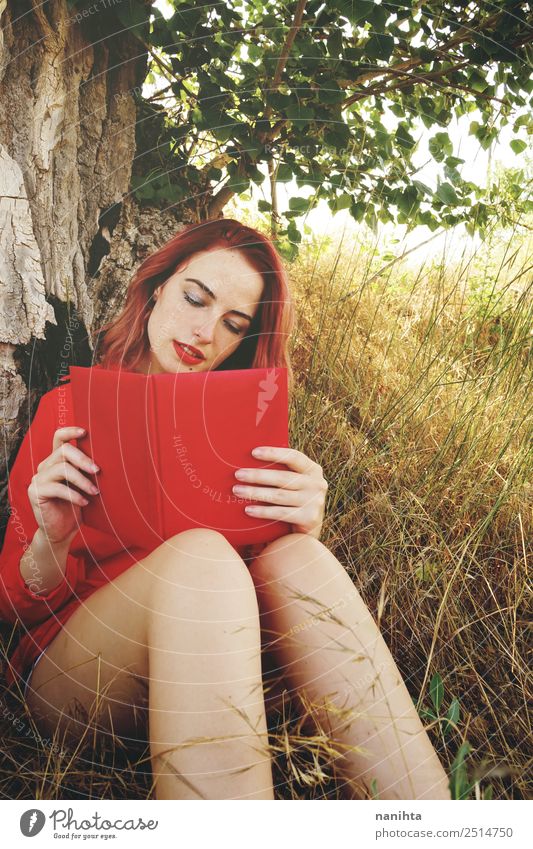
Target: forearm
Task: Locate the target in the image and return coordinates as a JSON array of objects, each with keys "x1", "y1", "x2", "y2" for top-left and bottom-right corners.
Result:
[{"x1": 19, "y1": 527, "x2": 77, "y2": 596}]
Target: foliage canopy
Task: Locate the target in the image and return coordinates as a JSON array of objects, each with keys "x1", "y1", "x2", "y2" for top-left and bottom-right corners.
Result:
[{"x1": 69, "y1": 0, "x2": 532, "y2": 254}]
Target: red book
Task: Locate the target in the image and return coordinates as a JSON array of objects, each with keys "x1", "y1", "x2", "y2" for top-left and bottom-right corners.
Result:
[{"x1": 68, "y1": 365, "x2": 291, "y2": 550}]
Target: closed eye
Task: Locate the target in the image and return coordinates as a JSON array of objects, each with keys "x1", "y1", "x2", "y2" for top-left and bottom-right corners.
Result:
[{"x1": 183, "y1": 292, "x2": 243, "y2": 335}]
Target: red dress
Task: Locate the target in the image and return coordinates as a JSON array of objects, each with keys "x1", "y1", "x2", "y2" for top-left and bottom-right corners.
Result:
[{"x1": 0, "y1": 376, "x2": 266, "y2": 691}]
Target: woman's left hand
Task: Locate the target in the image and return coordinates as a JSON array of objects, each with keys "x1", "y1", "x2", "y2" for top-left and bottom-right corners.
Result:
[{"x1": 233, "y1": 446, "x2": 328, "y2": 539}]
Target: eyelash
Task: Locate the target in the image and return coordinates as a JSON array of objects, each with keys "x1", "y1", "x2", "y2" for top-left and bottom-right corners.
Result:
[{"x1": 183, "y1": 292, "x2": 243, "y2": 335}]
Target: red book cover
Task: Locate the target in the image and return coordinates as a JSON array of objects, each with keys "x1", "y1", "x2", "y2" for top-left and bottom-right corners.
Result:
[{"x1": 68, "y1": 365, "x2": 291, "y2": 550}]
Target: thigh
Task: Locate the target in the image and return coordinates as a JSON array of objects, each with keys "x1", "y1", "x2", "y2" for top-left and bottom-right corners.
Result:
[
  {"x1": 24, "y1": 554, "x2": 152, "y2": 751},
  {"x1": 24, "y1": 529, "x2": 233, "y2": 751}
]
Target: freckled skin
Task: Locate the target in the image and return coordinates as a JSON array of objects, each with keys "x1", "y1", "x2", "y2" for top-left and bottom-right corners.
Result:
[{"x1": 139, "y1": 247, "x2": 264, "y2": 376}]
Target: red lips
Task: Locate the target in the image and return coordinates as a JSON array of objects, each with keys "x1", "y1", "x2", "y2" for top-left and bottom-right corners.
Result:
[{"x1": 173, "y1": 341, "x2": 205, "y2": 363}]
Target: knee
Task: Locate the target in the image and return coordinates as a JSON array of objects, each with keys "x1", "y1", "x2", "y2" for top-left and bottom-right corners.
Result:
[
  {"x1": 258, "y1": 532, "x2": 328, "y2": 563},
  {"x1": 151, "y1": 528, "x2": 255, "y2": 594},
  {"x1": 163, "y1": 528, "x2": 240, "y2": 560},
  {"x1": 250, "y1": 532, "x2": 330, "y2": 584}
]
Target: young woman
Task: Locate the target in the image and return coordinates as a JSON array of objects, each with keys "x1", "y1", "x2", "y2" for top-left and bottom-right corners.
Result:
[{"x1": 0, "y1": 218, "x2": 451, "y2": 801}]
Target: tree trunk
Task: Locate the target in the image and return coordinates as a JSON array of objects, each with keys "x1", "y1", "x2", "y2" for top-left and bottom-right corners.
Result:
[{"x1": 0, "y1": 0, "x2": 187, "y2": 542}]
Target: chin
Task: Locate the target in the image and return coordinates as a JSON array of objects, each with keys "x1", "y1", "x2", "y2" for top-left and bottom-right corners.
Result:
[{"x1": 175, "y1": 358, "x2": 211, "y2": 373}]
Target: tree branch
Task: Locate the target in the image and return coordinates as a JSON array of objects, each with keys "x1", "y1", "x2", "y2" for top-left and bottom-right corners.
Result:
[
  {"x1": 260, "y1": 0, "x2": 308, "y2": 129},
  {"x1": 209, "y1": 1, "x2": 308, "y2": 214}
]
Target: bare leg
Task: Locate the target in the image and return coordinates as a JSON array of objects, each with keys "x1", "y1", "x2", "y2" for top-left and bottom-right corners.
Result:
[
  {"x1": 25, "y1": 529, "x2": 273, "y2": 800},
  {"x1": 146, "y1": 531, "x2": 273, "y2": 799},
  {"x1": 249, "y1": 533, "x2": 451, "y2": 800}
]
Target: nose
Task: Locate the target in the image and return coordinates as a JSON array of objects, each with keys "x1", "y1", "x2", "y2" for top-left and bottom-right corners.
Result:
[{"x1": 192, "y1": 313, "x2": 217, "y2": 344}]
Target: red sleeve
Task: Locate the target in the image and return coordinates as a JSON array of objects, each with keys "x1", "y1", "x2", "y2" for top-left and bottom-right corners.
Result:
[{"x1": 0, "y1": 387, "x2": 83, "y2": 627}]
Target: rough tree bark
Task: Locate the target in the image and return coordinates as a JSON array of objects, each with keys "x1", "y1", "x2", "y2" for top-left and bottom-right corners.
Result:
[{"x1": 0, "y1": 1, "x2": 189, "y2": 542}]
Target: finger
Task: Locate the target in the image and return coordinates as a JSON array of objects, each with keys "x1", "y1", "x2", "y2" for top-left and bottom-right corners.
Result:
[
  {"x1": 31, "y1": 481, "x2": 89, "y2": 507},
  {"x1": 46, "y1": 461, "x2": 99, "y2": 496},
  {"x1": 52, "y1": 442, "x2": 99, "y2": 474},
  {"x1": 243, "y1": 504, "x2": 300, "y2": 521},
  {"x1": 235, "y1": 469, "x2": 303, "y2": 489},
  {"x1": 252, "y1": 447, "x2": 316, "y2": 474},
  {"x1": 233, "y1": 484, "x2": 305, "y2": 506},
  {"x1": 52, "y1": 426, "x2": 86, "y2": 453}
]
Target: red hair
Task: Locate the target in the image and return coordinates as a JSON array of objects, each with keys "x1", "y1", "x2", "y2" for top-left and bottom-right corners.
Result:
[{"x1": 92, "y1": 218, "x2": 295, "y2": 393}]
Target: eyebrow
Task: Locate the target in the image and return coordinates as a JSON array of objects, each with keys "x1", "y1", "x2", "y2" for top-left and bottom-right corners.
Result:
[{"x1": 185, "y1": 278, "x2": 254, "y2": 322}]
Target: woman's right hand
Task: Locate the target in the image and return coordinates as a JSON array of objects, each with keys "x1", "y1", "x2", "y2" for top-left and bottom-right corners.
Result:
[{"x1": 27, "y1": 426, "x2": 100, "y2": 545}]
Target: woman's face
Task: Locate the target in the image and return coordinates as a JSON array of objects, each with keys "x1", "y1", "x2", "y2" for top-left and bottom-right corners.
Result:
[{"x1": 139, "y1": 247, "x2": 264, "y2": 374}]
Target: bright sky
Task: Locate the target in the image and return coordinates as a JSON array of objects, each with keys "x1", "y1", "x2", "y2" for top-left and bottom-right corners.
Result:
[
  {"x1": 289, "y1": 113, "x2": 528, "y2": 265},
  {"x1": 150, "y1": 0, "x2": 531, "y2": 264}
]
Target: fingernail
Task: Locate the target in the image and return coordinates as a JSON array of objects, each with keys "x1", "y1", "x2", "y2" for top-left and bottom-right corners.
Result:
[
  {"x1": 252, "y1": 447, "x2": 266, "y2": 457},
  {"x1": 77, "y1": 428, "x2": 86, "y2": 434},
  {"x1": 91, "y1": 464, "x2": 99, "y2": 472}
]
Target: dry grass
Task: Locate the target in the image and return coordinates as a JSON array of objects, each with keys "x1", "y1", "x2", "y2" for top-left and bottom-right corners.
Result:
[
  {"x1": 1, "y1": 220, "x2": 531, "y2": 799},
  {"x1": 287, "y1": 220, "x2": 532, "y2": 800}
]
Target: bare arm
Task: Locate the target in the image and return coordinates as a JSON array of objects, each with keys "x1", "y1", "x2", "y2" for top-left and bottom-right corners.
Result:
[
  {"x1": 19, "y1": 423, "x2": 99, "y2": 597},
  {"x1": 19, "y1": 527, "x2": 78, "y2": 596}
]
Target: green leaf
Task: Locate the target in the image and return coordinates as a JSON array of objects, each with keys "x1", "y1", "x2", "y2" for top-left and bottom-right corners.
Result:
[
  {"x1": 115, "y1": 0, "x2": 149, "y2": 40},
  {"x1": 226, "y1": 171, "x2": 250, "y2": 193},
  {"x1": 412, "y1": 179, "x2": 432, "y2": 196},
  {"x1": 276, "y1": 233, "x2": 299, "y2": 262},
  {"x1": 443, "y1": 698, "x2": 460, "y2": 735},
  {"x1": 337, "y1": 0, "x2": 374, "y2": 25},
  {"x1": 365, "y1": 207, "x2": 378, "y2": 234},
  {"x1": 510, "y1": 139, "x2": 527, "y2": 154},
  {"x1": 327, "y1": 30, "x2": 343, "y2": 58},
  {"x1": 351, "y1": 201, "x2": 365, "y2": 222},
  {"x1": 445, "y1": 156, "x2": 465, "y2": 167},
  {"x1": 436, "y1": 182, "x2": 459, "y2": 206},
  {"x1": 450, "y1": 742, "x2": 472, "y2": 800},
  {"x1": 444, "y1": 165, "x2": 461, "y2": 185},
  {"x1": 150, "y1": 9, "x2": 173, "y2": 50},
  {"x1": 397, "y1": 185, "x2": 419, "y2": 216},
  {"x1": 416, "y1": 210, "x2": 439, "y2": 231},
  {"x1": 389, "y1": 103, "x2": 404, "y2": 118},
  {"x1": 367, "y1": 3, "x2": 389, "y2": 30},
  {"x1": 414, "y1": 558, "x2": 436, "y2": 581},
  {"x1": 265, "y1": 91, "x2": 292, "y2": 111},
  {"x1": 276, "y1": 163, "x2": 293, "y2": 183},
  {"x1": 395, "y1": 123, "x2": 416, "y2": 150},
  {"x1": 211, "y1": 122, "x2": 233, "y2": 143},
  {"x1": 318, "y1": 84, "x2": 346, "y2": 104},
  {"x1": 286, "y1": 104, "x2": 315, "y2": 128},
  {"x1": 429, "y1": 672, "x2": 444, "y2": 713},
  {"x1": 246, "y1": 164, "x2": 265, "y2": 185},
  {"x1": 429, "y1": 132, "x2": 452, "y2": 162},
  {"x1": 468, "y1": 70, "x2": 488, "y2": 93},
  {"x1": 418, "y1": 707, "x2": 437, "y2": 722},
  {"x1": 206, "y1": 167, "x2": 222, "y2": 182},
  {"x1": 364, "y1": 33, "x2": 395, "y2": 62},
  {"x1": 288, "y1": 196, "x2": 312, "y2": 213},
  {"x1": 287, "y1": 220, "x2": 302, "y2": 243},
  {"x1": 513, "y1": 114, "x2": 530, "y2": 130},
  {"x1": 335, "y1": 193, "x2": 352, "y2": 211}
]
